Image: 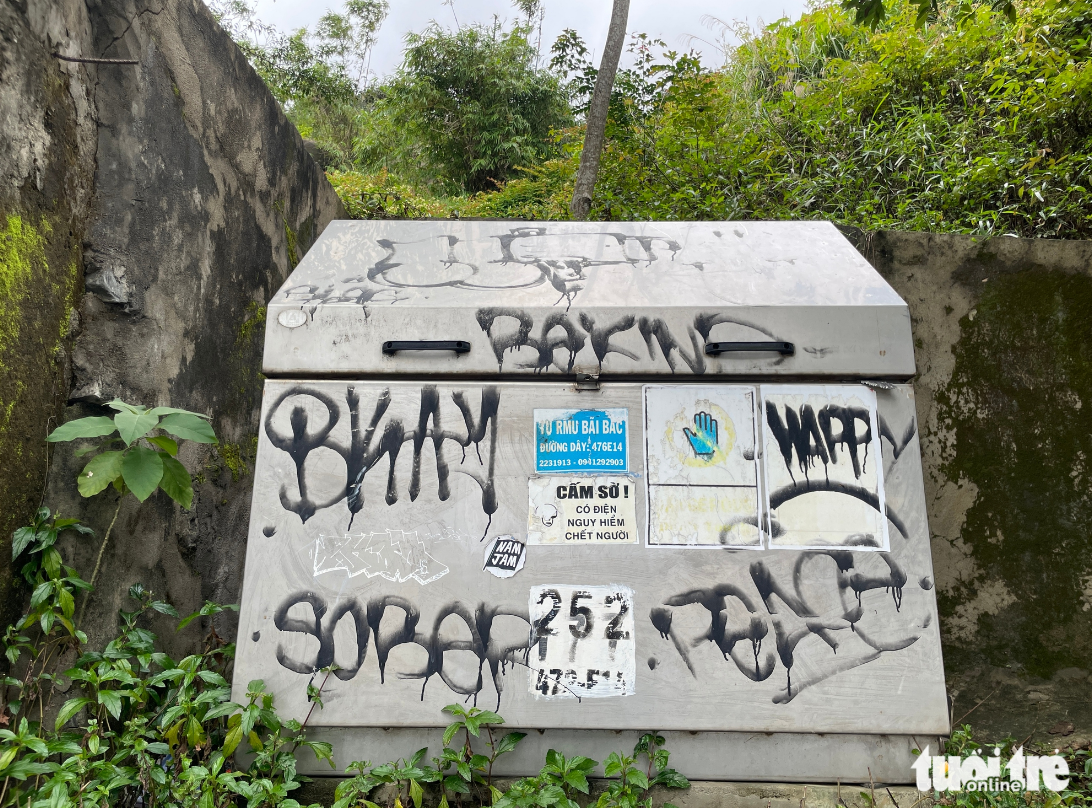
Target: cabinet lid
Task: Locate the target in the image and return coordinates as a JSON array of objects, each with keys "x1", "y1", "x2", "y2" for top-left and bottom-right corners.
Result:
[{"x1": 264, "y1": 220, "x2": 914, "y2": 379}]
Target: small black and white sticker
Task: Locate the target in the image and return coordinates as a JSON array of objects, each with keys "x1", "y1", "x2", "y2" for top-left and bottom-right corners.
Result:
[{"x1": 483, "y1": 535, "x2": 526, "y2": 578}]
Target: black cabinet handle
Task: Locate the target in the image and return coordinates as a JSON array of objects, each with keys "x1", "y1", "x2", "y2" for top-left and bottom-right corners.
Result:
[
  {"x1": 382, "y1": 340, "x2": 471, "y2": 355},
  {"x1": 705, "y1": 341, "x2": 795, "y2": 356}
]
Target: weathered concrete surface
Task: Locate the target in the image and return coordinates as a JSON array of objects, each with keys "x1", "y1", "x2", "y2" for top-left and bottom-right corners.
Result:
[
  {"x1": 0, "y1": 0, "x2": 97, "y2": 629},
  {"x1": 0, "y1": 0, "x2": 344, "y2": 654},
  {"x1": 843, "y1": 228, "x2": 1092, "y2": 749}
]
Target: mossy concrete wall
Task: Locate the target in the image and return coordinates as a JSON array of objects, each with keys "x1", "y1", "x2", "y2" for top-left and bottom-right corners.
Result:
[
  {"x1": 0, "y1": 0, "x2": 97, "y2": 630},
  {"x1": 843, "y1": 228, "x2": 1092, "y2": 748},
  {"x1": 2, "y1": 0, "x2": 343, "y2": 657}
]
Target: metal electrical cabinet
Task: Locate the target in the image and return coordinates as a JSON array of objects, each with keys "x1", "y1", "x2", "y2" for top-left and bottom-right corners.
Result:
[{"x1": 232, "y1": 221, "x2": 949, "y2": 783}]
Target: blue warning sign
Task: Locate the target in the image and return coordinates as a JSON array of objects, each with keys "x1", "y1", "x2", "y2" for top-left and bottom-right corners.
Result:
[{"x1": 534, "y1": 408, "x2": 629, "y2": 474}]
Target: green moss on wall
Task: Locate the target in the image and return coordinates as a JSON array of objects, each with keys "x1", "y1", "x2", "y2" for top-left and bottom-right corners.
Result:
[
  {"x1": 0, "y1": 215, "x2": 47, "y2": 369},
  {"x1": 237, "y1": 301, "x2": 266, "y2": 346},
  {"x1": 211, "y1": 436, "x2": 258, "y2": 483},
  {"x1": 284, "y1": 221, "x2": 298, "y2": 269},
  {"x1": 935, "y1": 270, "x2": 1092, "y2": 677}
]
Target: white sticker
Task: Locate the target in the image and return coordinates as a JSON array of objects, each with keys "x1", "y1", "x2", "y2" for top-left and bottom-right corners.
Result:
[
  {"x1": 277, "y1": 309, "x2": 307, "y2": 328},
  {"x1": 527, "y1": 584, "x2": 636, "y2": 698},
  {"x1": 483, "y1": 535, "x2": 526, "y2": 578},
  {"x1": 643, "y1": 385, "x2": 761, "y2": 547},
  {"x1": 527, "y1": 477, "x2": 638, "y2": 545}
]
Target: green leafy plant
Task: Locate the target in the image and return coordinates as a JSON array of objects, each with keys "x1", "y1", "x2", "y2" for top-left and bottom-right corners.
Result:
[
  {"x1": 438, "y1": 703, "x2": 526, "y2": 803},
  {"x1": 47, "y1": 400, "x2": 216, "y2": 624},
  {"x1": 334, "y1": 748, "x2": 440, "y2": 808},
  {"x1": 593, "y1": 733, "x2": 688, "y2": 808},
  {"x1": 0, "y1": 578, "x2": 328, "y2": 808},
  {"x1": 494, "y1": 749, "x2": 598, "y2": 808},
  {"x1": 926, "y1": 725, "x2": 1092, "y2": 808}
]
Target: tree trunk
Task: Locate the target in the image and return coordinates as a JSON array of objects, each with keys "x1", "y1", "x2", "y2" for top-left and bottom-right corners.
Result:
[{"x1": 569, "y1": 0, "x2": 630, "y2": 220}]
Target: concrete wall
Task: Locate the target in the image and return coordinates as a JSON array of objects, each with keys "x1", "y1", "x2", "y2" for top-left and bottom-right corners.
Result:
[
  {"x1": 842, "y1": 228, "x2": 1092, "y2": 749},
  {"x1": 0, "y1": 0, "x2": 98, "y2": 629},
  {"x1": 1, "y1": 0, "x2": 343, "y2": 652}
]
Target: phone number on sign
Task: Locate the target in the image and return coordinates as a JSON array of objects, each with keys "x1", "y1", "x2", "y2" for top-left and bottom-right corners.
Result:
[{"x1": 539, "y1": 458, "x2": 625, "y2": 468}]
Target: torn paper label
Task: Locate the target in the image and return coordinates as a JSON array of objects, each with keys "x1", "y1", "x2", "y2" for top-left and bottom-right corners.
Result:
[
  {"x1": 527, "y1": 476, "x2": 638, "y2": 545},
  {"x1": 483, "y1": 535, "x2": 526, "y2": 578},
  {"x1": 528, "y1": 584, "x2": 636, "y2": 698}
]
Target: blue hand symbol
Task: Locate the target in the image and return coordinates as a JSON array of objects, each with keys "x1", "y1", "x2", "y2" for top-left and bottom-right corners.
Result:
[{"x1": 683, "y1": 411, "x2": 719, "y2": 459}]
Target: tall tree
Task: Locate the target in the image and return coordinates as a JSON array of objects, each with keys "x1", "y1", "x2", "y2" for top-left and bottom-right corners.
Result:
[{"x1": 569, "y1": 0, "x2": 630, "y2": 219}]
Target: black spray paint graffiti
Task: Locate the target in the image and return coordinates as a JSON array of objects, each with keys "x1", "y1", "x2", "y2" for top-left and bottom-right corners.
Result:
[
  {"x1": 763, "y1": 404, "x2": 918, "y2": 540},
  {"x1": 272, "y1": 593, "x2": 533, "y2": 708},
  {"x1": 650, "y1": 550, "x2": 921, "y2": 703},
  {"x1": 475, "y1": 309, "x2": 784, "y2": 374},
  {"x1": 264, "y1": 385, "x2": 500, "y2": 532},
  {"x1": 765, "y1": 401, "x2": 873, "y2": 484}
]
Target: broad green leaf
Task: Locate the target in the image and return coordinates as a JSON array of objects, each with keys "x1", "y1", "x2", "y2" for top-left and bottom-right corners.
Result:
[
  {"x1": 150, "y1": 599, "x2": 179, "y2": 617},
  {"x1": 409, "y1": 778, "x2": 424, "y2": 808},
  {"x1": 572, "y1": 755, "x2": 597, "y2": 771},
  {"x1": 444, "y1": 775, "x2": 470, "y2": 794},
  {"x1": 197, "y1": 669, "x2": 229, "y2": 686},
  {"x1": 55, "y1": 697, "x2": 93, "y2": 730},
  {"x1": 42, "y1": 547, "x2": 61, "y2": 579},
  {"x1": 147, "y1": 436, "x2": 178, "y2": 456},
  {"x1": 157, "y1": 454, "x2": 193, "y2": 508},
  {"x1": 625, "y1": 768, "x2": 649, "y2": 790},
  {"x1": 495, "y1": 731, "x2": 525, "y2": 755},
  {"x1": 157, "y1": 413, "x2": 217, "y2": 444},
  {"x1": 564, "y1": 770, "x2": 590, "y2": 793},
  {"x1": 0, "y1": 746, "x2": 16, "y2": 772},
  {"x1": 442, "y1": 721, "x2": 462, "y2": 746},
  {"x1": 106, "y1": 400, "x2": 142, "y2": 413},
  {"x1": 121, "y1": 446, "x2": 164, "y2": 502},
  {"x1": 11, "y1": 527, "x2": 35, "y2": 560},
  {"x1": 57, "y1": 587, "x2": 75, "y2": 620},
  {"x1": 203, "y1": 701, "x2": 242, "y2": 721},
  {"x1": 187, "y1": 715, "x2": 205, "y2": 747},
  {"x1": 148, "y1": 406, "x2": 211, "y2": 419},
  {"x1": 30, "y1": 581, "x2": 52, "y2": 609},
  {"x1": 77, "y1": 451, "x2": 124, "y2": 497},
  {"x1": 115, "y1": 408, "x2": 160, "y2": 446},
  {"x1": 98, "y1": 689, "x2": 123, "y2": 719},
  {"x1": 46, "y1": 416, "x2": 118, "y2": 443},
  {"x1": 4, "y1": 758, "x2": 56, "y2": 779}
]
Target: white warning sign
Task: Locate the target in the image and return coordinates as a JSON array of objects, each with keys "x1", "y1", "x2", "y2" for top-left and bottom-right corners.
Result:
[
  {"x1": 528, "y1": 584, "x2": 636, "y2": 698},
  {"x1": 526, "y1": 476, "x2": 639, "y2": 545}
]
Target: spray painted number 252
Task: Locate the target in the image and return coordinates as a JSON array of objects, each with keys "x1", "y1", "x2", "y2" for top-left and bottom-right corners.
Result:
[
  {"x1": 527, "y1": 584, "x2": 637, "y2": 698},
  {"x1": 532, "y1": 589, "x2": 630, "y2": 649}
]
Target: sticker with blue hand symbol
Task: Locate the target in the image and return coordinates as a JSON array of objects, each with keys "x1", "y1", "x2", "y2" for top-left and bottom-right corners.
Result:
[
  {"x1": 644, "y1": 385, "x2": 761, "y2": 548},
  {"x1": 683, "y1": 411, "x2": 719, "y2": 459}
]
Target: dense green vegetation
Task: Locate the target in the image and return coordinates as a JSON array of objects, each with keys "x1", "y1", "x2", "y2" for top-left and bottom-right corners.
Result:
[
  {"x1": 589, "y1": 0, "x2": 1092, "y2": 236},
  {"x1": 222, "y1": 0, "x2": 1092, "y2": 237}
]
